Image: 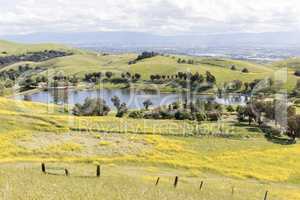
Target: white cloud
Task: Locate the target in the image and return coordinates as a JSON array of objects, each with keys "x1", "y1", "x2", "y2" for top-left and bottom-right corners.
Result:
[{"x1": 0, "y1": 0, "x2": 299, "y2": 35}]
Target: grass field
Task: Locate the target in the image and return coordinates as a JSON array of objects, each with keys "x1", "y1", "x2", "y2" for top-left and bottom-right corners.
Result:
[
  {"x1": 0, "y1": 97, "x2": 300, "y2": 199},
  {"x1": 1, "y1": 163, "x2": 299, "y2": 200}
]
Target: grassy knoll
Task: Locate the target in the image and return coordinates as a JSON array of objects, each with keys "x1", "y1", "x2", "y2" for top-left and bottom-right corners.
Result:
[{"x1": 0, "y1": 40, "x2": 78, "y2": 56}]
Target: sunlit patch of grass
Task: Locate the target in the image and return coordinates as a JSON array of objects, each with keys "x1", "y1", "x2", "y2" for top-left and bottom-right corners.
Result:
[{"x1": 98, "y1": 141, "x2": 112, "y2": 146}]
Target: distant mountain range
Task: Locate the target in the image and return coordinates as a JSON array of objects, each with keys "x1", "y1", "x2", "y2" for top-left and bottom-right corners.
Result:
[{"x1": 2, "y1": 31, "x2": 300, "y2": 48}]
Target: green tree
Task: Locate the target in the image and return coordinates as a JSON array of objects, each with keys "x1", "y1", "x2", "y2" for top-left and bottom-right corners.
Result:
[{"x1": 143, "y1": 99, "x2": 153, "y2": 110}]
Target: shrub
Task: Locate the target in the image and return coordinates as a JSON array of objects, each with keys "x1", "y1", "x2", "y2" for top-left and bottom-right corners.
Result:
[
  {"x1": 116, "y1": 103, "x2": 128, "y2": 118},
  {"x1": 294, "y1": 99, "x2": 300, "y2": 104},
  {"x1": 128, "y1": 111, "x2": 144, "y2": 119},
  {"x1": 174, "y1": 110, "x2": 193, "y2": 120},
  {"x1": 231, "y1": 65, "x2": 236, "y2": 70},
  {"x1": 196, "y1": 112, "x2": 207, "y2": 122},
  {"x1": 287, "y1": 115, "x2": 300, "y2": 139},
  {"x1": 242, "y1": 68, "x2": 249, "y2": 73},
  {"x1": 159, "y1": 110, "x2": 174, "y2": 119},
  {"x1": 73, "y1": 97, "x2": 110, "y2": 116},
  {"x1": 105, "y1": 71, "x2": 113, "y2": 79},
  {"x1": 226, "y1": 105, "x2": 235, "y2": 112},
  {"x1": 143, "y1": 99, "x2": 153, "y2": 110},
  {"x1": 294, "y1": 70, "x2": 300, "y2": 77},
  {"x1": 207, "y1": 111, "x2": 221, "y2": 121}
]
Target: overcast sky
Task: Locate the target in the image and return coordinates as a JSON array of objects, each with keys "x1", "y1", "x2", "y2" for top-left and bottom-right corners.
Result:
[{"x1": 0, "y1": 0, "x2": 300, "y2": 36}]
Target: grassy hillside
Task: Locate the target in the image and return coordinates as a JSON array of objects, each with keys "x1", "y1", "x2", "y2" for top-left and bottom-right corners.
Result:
[
  {"x1": 1, "y1": 39, "x2": 300, "y2": 91},
  {"x1": 1, "y1": 163, "x2": 300, "y2": 200},
  {"x1": 0, "y1": 40, "x2": 78, "y2": 56},
  {"x1": 1, "y1": 53, "x2": 276, "y2": 86},
  {"x1": 0, "y1": 97, "x2": 300, "y2": 199},
  {"x1": 271, "y1": 57, "x2": 300, "y2": 70}
]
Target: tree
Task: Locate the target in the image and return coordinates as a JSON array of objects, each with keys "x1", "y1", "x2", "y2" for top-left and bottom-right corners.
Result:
[
  {"x1": 143, "y1": 99, "x2": 153, "y2": 110},
  {"x1": 134, "y1": 73, "x2": 141, "y2": 81},
  {"x1": 294, "y1": 70, "x2": 300, "y2": 77},
  {"x1": 105, "y1": 71, "x2": 113, "y2": 79},
  {"x1": 69, "y1": 75, "x2": 80, "y2": 86},
  {"x1": 111, "y1": 96, "x2": 121, "y2": 110},
  {"x1": 150, "y1": 75, "x2": 156, "y2": 81},
  {"x1": 73, "y1": 97, "x2": 110, "y2": 116},
  {"x1": 244, "y1": 82, "x2": 249, "y2": 91},
  {"x1": 231, "y1": 65, "x2": 236, "y2": 70},
  {"x1": 242, "y1": 68, "x2": 249, "y2": 73},
  {"x1": 232, "y1": 80, "x2": 243, "y2": 90},
  {"x1": 0, "y1": 83, "x2": 4, "y2": 96},
  {"x1": 116, "y1": 103, "x2": 128, "y2": 117},
  {"x1": 206, "y1": 71, "x2": 216, "y2": 83},
  {"x1": 226, "y1": 105, "x2": 235, "y2": 112},
  {"x1": 287, "y1": 115, "x2": 300, "y2": 140}
]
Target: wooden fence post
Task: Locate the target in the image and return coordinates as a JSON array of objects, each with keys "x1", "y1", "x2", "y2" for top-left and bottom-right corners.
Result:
[
  {"x1": 96, "y1": 165, "x2": 101, "y2": 177},
  {"x1": 199, "y1": 181, "x2": 204, "y2": 190},
  {"x1": 41, "y1": 163, "x2": 46, "y2": 173},
  {"x1": 174, "y1": 176, "x2": 179, "y2": 188},
  {"x1": 264, "y1": 191, "x2": 268, "y2": 200},
  {"x1": 65, "y1": 168, "x2": 69, "y2": 176},
  {"x1": 155, "y1": 177, "x2": 160, "y2": 186}
]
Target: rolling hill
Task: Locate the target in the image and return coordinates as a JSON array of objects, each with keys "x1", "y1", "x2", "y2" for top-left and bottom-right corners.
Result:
[{"x1": 1, "y1": 39, "x2": 300, "y2": 91}]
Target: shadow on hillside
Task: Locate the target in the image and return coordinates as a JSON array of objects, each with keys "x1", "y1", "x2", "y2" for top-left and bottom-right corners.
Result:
[
  {"x1": 264, "y1": 134, "x2": 296, "y2": 145},
  {"x1": 233, "y1": 122, "x2": 261, "y2": 133},
  {"x1": 46, "y1": 172, "x2": 99, "y2": 178},
  {"x1": 234, "y1": 122, "x2": 297, "y2": 145}
]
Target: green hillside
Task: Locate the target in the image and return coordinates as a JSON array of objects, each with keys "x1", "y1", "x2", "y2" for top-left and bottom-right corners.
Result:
[
  {"x1": 0, "y1": 40, "x2": 78, "y2": 56},
  {"x1": 271, "y1": 57, "x2": 300, "y2": 70},
  {"x1": 0, "y1": 96, "x2": 300, "y2": 199}
]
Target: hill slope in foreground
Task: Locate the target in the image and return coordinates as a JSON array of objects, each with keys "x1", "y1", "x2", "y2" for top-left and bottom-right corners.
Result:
[{"x1": 0, "y1": 97, "x2": 300, "y2": 199}]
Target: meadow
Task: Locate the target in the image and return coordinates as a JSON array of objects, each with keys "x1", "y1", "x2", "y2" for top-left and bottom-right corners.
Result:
[{"x1": 0, "y1": 97, "x2": 300, "y2": 199}]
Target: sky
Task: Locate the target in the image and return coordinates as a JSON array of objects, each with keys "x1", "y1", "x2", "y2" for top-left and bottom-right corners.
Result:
[{"x1": 0, "y1": 0, "x2": 300, "y2": 36}]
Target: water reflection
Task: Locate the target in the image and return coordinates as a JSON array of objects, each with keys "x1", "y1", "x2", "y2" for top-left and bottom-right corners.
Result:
[{"x1": 15, "y1": 89, "x2": 247, "y2": 109}]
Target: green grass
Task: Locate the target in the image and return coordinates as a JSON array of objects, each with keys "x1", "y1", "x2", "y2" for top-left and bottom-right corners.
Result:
[
  {"x1": 0, "y1": 163, "x2": 299, "y2": 200},
  {"x1": 0, "y1": 40, "x2": 79, "y2": 56},
  {"x1": 0, "y1": 96, "x2": 299, "y2": 199},
  {"x1": 0, "y1": 97, "x2": 300, "y2": 184}
]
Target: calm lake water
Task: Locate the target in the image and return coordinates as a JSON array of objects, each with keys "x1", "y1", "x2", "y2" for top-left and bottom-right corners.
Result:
[{"x1": 15, "y1": 89, "x2": 247, "y2": 109}]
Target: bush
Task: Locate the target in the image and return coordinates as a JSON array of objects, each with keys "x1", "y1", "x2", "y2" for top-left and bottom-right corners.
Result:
[
  {"x1": 242, "y1": 68, "x2": 249, "y2": 73},
  {"x1": 128, "y1": 110, "x2": 144, "y2": 119},
  {"x1": 159, "y1": 110, "x2": 174, "y2": 119},
  {"x1": 73, "y1": 97, "x2": 110, "y2": 116},
  {"x1": 295, "y1": 70, "x2": 300, "y2": 77},
  {"x1": 294, "y1": 99, "x2": 300, "y2": 105},
  {"x1": 231, "y1": 65, "x2": 236, "y2": 70},
  {"x1": 207, "y1": 111, "x2": 221, "y2": 121},
  {"x1": 116, "y1": 103, "x2": 128, "y2": 118},
  {"x1": 226, "y1": 105, "x2": 235, "y2": 112},
  {"x1": 196, "y1": 112, "x2": 207, "y2": 122},
  {"x1": 174, "y1": 110, "x2": 193, "y2": 120}
]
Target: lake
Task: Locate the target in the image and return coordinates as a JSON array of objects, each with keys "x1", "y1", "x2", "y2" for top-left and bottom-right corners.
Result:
[{"x1": 14, "y1": 89, "x2": 248, "y2": 109}]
